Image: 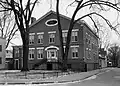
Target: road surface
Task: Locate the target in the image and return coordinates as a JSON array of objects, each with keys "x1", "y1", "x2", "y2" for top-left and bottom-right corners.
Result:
[{"x1": 43, "y1": 68, "x2": 120, "y2": 86}]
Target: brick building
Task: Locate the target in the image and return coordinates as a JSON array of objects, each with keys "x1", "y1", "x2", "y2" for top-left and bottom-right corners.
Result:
[{"x1": 13, "y1": 11, "x2": 99, "y2": 71}]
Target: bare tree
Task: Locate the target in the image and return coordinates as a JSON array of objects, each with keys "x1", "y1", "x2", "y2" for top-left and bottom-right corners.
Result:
[
  {"x1": 56, "y1": 0, "x2": 120, "y2": 71},
  {"x1": 0, "y1": 0, "x2": 39, "y2": 71},
  {"x1": 108, "y1": 44, "x2": 120, "y2": 67},
  {"x1": 0, "y1": 11, "x2": 18, "y2": 49},
  {"x1": 93, "y1": 20, "x2": 111, "y2": 50}
]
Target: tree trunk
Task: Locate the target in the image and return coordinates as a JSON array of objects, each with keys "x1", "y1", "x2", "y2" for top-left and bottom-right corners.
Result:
[
  {"x1": 56, "y1": 0, "x2": 66, "y2": 71},
  {"x1": 21, "y1": 32, "x2": 29, "y2": 71},
  {"x1": 63, "y1": 23, "x2": 74, "y2": 71}
]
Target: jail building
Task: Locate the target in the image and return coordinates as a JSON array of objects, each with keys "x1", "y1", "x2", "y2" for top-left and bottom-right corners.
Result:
[{"x1": 13, "y1": 11, "x2": 99, "y2": 71}]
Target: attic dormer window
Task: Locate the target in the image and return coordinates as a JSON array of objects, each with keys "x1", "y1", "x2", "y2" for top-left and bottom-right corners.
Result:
[{"x1": 45, "y1": 19, "x2": 58, "y2": 26}]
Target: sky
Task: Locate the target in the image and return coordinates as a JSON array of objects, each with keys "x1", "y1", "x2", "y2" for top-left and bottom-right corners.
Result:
[{"x1": 7, "y1": 0, "x2": 120, "y2": 50}]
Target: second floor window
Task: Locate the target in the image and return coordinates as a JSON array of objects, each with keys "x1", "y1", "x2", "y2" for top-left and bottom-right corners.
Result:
[
  {"x1": 37, "y1": 34, "x2": 43, "y2": 44},
  {"x1": 71, "y1": 31, "x2": 78, "y2": 42},
  {"x1": 29, "y1": 49, "x2": 35, "y2": 60},
  {"x1": 49, "y1": 34, "x2": 55, "y2": 43},
  {"x1": 72, "y1": 47, "x2": 78, "y2": 58},
  {"x1": 29, "y1": 35, "x2": 34, "y2": 45},
  {"x1": 15, "y1": 49, "x2": 19, "y2": 57},
  {"x1": 37, "y1": 49, "x2": 44, "y2": 59},
  {"x1": 62, "y1": 32, "x2": 67, "y2": 43}
]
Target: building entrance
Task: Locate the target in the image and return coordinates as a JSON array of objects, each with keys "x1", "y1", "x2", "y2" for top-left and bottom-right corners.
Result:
[{"x1": 47, "y1": 63, "x2": 52, "y2": 70}]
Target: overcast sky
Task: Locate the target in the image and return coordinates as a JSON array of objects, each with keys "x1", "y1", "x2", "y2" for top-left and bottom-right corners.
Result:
[{"x1": 7, "y1": 0, "x2": 120, "y2": 50}]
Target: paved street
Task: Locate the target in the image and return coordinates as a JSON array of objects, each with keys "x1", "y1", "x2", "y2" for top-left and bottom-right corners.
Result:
[
  {"x1": 0, "y1": 68, "x2": 119, "y2": 86},
  {"x1": 46, "y1": 68, "x2": 120, "y2": 86},
  {"x1": 0, "y1": 68, "x2": 106, "y2": 86}
]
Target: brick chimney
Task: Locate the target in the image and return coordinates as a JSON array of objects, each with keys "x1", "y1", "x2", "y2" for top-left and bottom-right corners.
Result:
[{"x1": 31, "y1": 17, "x2": 36, "y2": 24}]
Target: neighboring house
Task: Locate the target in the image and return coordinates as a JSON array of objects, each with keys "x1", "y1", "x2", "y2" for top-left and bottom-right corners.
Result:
[
  {"x1": 13, "y1": 46, "x2": 23, "y2": 70},
  {"x1": 5, "y1": 50, "x2": 13, "y2": 69},
  {"x1": 117, "y1": 47, "x2": 120, "y2": 68},
  {"x1": 99, "y1": 48, "x2": 107, "y2": 68},
  {"x1": 0, "y1": 38, "x2": 6, "y2": 69},
  {"x1": 13, "y1": 11, "x2": 99, "y2": 71},
  {"x1": 118, "y1": 51, "x2": 120, "y2": 68}
]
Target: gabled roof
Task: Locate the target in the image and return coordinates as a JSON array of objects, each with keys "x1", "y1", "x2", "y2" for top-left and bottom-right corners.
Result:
[
  {"x1": 29, "y1": 10, "x2": 98, "y2": 38},
  {"x1": 29, "y1": 10, "x2": 73, "y2": 28}
]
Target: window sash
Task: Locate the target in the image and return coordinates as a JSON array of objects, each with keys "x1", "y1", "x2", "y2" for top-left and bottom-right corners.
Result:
[
  {"x1": 29, "y1": 35, "x2": 34, "y2": 44},
  {"x1": 71, "y1": 31, "x2": 78, "y2": 42},
  {"x1": 37, "y1": 49, "x2": 44, "y2": 59},
  {"x1": 72, "y1": 47, "x2": 78, "y2": 58},
  {"x1": 49, "y1": 34, "x2": 55, "y2": 43},
  {"x1": 29, "y1": 49, "x2": 35, "y2": 60},
  {"x1": 38, "y1": 34, "x2": 43, "y2": 44}
]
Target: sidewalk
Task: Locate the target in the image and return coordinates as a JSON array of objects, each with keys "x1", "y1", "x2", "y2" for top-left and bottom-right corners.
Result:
[{"x1": 0, "y1": 68, "x2": 108, "y2": 85}]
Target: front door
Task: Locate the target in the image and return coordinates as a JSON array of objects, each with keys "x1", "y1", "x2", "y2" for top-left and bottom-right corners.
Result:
[{"x1": 47, "y1": 63, "x2": 52, "y2": 70}]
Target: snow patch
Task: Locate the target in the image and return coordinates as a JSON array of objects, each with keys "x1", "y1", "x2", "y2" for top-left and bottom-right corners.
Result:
[{"x1": 84, "y1": 75, "x2": 97, "y2": 80}]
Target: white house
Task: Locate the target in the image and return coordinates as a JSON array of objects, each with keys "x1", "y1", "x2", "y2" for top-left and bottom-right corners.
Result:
[
  {"x1": 0, "y1": 38, "x2": 6, "y2": 69},
  {"x1": 5, "y1": 50, "x2": 13, "y2": 69},
  {"x1": 6, "y1": 50, "x2": 13, "y2": 60}
]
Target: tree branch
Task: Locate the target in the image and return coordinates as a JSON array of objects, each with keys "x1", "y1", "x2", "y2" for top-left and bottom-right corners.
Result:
[
  {"x1": 74, "y1": 12, "x2": 117, "y2": 31},
  {"x1": 80, "y1": 0, "x2": 120, "y2": 12},
  {"x1": 88, "y1": 15, "x2": 99, "y2": 32}
]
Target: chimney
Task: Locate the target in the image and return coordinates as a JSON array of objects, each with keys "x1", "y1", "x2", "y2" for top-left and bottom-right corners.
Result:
[{"x1": 31, "y1": 17, "x2": 36, "y2": 24}]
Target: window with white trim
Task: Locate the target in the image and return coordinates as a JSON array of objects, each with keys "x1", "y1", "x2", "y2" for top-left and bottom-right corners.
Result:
[
  {"x1": 15, "y1": 49, "x2": 19, "y2": 57},
  {"x1": 37, "y1": 49, "x2": 44, "y2": 59},
  {"x1": 71, "y1": 47, "x2": 78, "y2": 58},
  {"x1": 29, "y1": 49, "x2": 35, "y2": 60},
  {"x1": 47, "y1": 50, "x2": 57, "y2": 59},
  {"x1": 29, "y1": 35, "x2": 34, "y2": 45},
  {"x1": 71, "y1": 31, "x2": 78, "y2": 42},
  {"x1": 49, "y1": 33, "x2": 55, "y2": 43},
  {"x1": 37, "y1": 34, "x2": 43, "y2": 44},
  {"x1": 62, "y1": 32, "x2": 67, "y2": 43}
]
